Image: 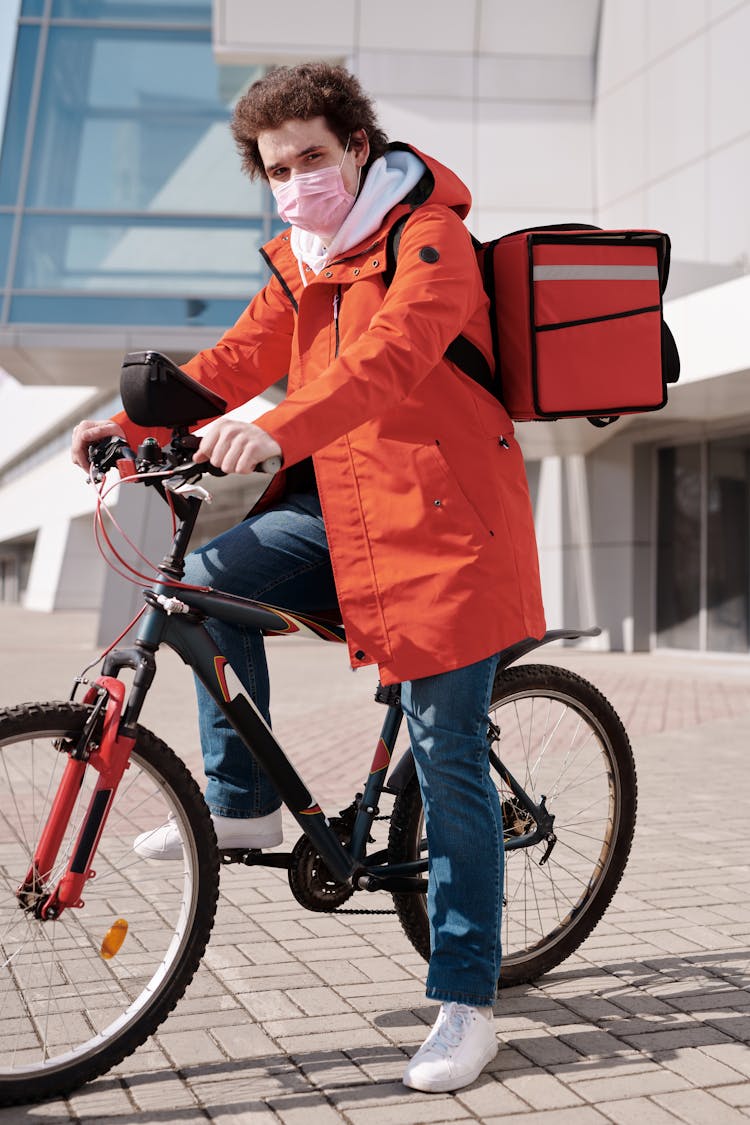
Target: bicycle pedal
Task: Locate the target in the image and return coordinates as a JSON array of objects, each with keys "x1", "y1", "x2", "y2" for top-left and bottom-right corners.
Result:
[
  {"x1": 220, "y1": 848, "x2": 292, "y2": 870},
  {"x1": 220, "y1": 847, "x2": 262, "y2": 864}
]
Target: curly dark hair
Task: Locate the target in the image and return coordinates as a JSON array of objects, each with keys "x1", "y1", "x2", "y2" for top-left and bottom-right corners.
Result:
[{"x1": 231, "y1": 62, "x2": 389, "y2": 180}]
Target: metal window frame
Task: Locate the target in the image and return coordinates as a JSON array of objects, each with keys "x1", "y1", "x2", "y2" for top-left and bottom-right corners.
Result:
[{"x1": 1, "y1": 3, "x2": 273, "y2": 325}]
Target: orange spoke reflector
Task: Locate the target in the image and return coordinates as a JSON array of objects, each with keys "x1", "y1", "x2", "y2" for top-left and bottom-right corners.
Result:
[{"x1": 100, "y1": 918, "x2": 129, "y2": 960}]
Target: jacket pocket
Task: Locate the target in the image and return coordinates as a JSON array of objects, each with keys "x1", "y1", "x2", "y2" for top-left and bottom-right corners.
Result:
[{"x1": 424, "y1": 442, "x2": 494, "y2": 540}]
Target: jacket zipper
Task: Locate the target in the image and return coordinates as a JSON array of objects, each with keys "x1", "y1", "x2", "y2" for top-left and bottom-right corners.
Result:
[{"x1": 333, "y1": 285, "x2": 342, "y2": 357}]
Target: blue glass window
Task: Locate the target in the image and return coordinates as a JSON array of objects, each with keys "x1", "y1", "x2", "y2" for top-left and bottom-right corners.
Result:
[
  {"x1": 10, "y1": 294, "x2": 249, "y2": 327},
  {"x1": 1, "y1": 11, "x2": 268, "y2": 332},
  {"x1": 0, "y1": 25, "x2": 40, "y2": 206},
  {"x1": 51, "y1": 1, "x2": 211, "y2": 22},
  {"x1": 0, "y1": 214, "x2": 13, "y2": 285},
  {"x1": 14, "y1": 215, "x2": 264, "y2": 295},
  {"x1": 20, "y1": 1, "x2": 45, "y2": 16},
  {"x1": 26, "y1": 28, "x2": 261, "y2": 214}
]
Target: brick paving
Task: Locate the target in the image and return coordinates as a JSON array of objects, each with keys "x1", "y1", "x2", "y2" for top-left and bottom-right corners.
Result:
[{"x1": 0, "y1": 606, "x2": 749, "y2": 1123}]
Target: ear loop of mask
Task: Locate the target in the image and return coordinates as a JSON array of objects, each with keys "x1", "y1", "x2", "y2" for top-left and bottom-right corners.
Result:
[{"x1": 345, "y1": 132, "x2": 366, "y2": 197}]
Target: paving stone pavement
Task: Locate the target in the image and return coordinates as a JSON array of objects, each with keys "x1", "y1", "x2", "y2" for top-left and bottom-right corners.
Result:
[{"x1": 0, "y1": 605, "x2": 749, "y2": 1124}]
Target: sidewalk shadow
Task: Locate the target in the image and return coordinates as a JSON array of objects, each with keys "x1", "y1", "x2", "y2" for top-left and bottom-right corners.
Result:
[
  {"x1": 5, "y1": 949, "x2": 749, "y2": 1123},
  {"x1": 491, "y1": 948, "x2": 749, "y2": 1071},
  {"x1": 367, "y1": 948, "x2": 750, "y2": 1078}
]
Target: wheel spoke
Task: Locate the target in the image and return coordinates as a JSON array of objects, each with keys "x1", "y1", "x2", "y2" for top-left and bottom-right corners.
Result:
[
  {"x1": 390, "y1": 664, "x2": 636, "y2": 988},
  {"x1": 0, "y1": 703, "x2": 218, "y2": 1103}
]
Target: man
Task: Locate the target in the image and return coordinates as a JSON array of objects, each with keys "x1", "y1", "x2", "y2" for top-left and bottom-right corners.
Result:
[{"x1": 72, "y1": 62, "x2": 545, "y2": 1093}]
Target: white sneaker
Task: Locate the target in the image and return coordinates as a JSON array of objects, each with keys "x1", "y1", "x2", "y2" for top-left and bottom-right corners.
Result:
[
  {"x1": 402, "y1": 1003, "x2": 498, "y2": 1093},
  {"x1": 133, "y1": 809, "x2": 283, "y2": 860}
]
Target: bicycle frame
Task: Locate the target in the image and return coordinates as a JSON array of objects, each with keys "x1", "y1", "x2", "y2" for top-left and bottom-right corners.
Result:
[
  {"x1": 102, "y1": 590, "x2": 406, "y2": 890},
  {"x1": 24, "y1": 481, "x2": 594, "y2": 922}
]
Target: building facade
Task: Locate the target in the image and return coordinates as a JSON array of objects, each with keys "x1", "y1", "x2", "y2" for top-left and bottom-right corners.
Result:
[{"x1": 1, "y1": 0, "x2": 749, "y2": 658}]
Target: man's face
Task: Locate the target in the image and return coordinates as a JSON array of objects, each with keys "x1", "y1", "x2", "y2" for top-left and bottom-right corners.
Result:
[{"x1": 258, "y1": 116, "x2": 369, "y2": 197}]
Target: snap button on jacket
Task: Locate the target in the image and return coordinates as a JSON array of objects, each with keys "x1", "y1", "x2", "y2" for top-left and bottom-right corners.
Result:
[{"x1": 115, "y1": 146, "x2": 546, "y2": 684}]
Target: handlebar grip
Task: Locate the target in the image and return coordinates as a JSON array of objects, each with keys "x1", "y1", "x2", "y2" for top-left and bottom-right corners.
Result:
[
  {"x1": 202, "y1": 461, "x2": 226, "y2": 477},
  {"x1": 177, "y1": 455, "x2": 281, "y2": 480},
  {"x1": 200, "y1": 456, "x2": 281, "y2": 476}
]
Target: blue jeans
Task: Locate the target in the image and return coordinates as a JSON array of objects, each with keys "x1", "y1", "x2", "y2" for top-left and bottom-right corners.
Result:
[{"x1": 184, "y1": 492, "x2": 503, "y2": 1005}]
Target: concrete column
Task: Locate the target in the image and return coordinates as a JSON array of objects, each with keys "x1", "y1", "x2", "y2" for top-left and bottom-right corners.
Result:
[
  {"x1": 564, "y1": 454, "x2": 597, "y2": 632},
  {"x1": 632, "y1": 441, "x2": 655, "y2": 651},
  {"x1": 53, "y1": 513, "x2": 107, "y2": 611},
  {"x1": 534, "y1": 456, "x2": 565, "y2": 629},
  {"x1": 23, "y1": 519, "x2": 69, "y2": 612}
]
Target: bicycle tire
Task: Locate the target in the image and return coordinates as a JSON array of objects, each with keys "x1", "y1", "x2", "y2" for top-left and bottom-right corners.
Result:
[
  {"x1": 388, "y1": 664, "x2": 637, "y2": 987},
  {"x1": 0, "y1": 701, "x2": 220, "y2": 1106}
]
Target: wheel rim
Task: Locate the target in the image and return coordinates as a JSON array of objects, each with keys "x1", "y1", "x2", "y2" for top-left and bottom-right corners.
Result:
[
  {"x1": 409, "y1": 685, "x2": 622, "y2": 971},
  {"x1": 0, "y1": 718, "x2": 201, "y2": 1078},
  {"x1": 494, "y1": 687, "x2": 620, "y2": 969}
]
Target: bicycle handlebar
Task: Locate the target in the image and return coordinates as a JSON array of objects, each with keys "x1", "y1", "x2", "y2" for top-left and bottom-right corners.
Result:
[{"x1": 87, "y1": 435, "x2": 281, "y2": 484}]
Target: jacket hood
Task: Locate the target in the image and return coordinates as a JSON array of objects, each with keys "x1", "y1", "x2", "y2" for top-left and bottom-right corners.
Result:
[{"x1": 387, "y1": 142, "x2": 472, "y2": 220}]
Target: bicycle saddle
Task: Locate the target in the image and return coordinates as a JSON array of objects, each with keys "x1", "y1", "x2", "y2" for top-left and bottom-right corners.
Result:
[{"x1": 120, "y1": 351, "x2": 226, "y2": 427}]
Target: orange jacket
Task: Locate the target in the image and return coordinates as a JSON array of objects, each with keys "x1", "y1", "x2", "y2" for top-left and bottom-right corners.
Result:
[{"x1": 117, "y1": 146, "x2": 545, "y2": 684}]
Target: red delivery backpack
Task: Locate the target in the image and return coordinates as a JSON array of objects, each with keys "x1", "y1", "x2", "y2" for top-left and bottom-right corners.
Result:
[{"x1": 386, "y1": 220, "x2": 680, "y2": 426}]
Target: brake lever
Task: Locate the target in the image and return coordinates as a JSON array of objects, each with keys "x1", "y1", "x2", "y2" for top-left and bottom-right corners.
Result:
[
  {"x1": 165, "y1": 478, "x2": 213, "y2": 502},
  {"x1": 169, "y1": 432, "x2": 282, "y2": 479},
  {"x1": 161, "y1": 456, "x2": 280, "y2": 502},
  {"x1": 87, "y1": 436, "x2": 136, "y2": 483},
  {"x1": 166, "y1": 456, "x2": 282, "y2": 481}
]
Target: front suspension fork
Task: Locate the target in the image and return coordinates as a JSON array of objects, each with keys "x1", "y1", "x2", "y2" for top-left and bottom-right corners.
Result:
[{"x1": 17, "y1": 677, "x2": 135, "y2": 920}]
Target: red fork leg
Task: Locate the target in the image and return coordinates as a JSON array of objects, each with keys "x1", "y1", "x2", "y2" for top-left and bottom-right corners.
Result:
[
  {"x1": 17, "y1": 756, "x2": 87, "y2": 904},
  {"x1": 23, "y1": 678, "x2": 135, "y2": 920}
]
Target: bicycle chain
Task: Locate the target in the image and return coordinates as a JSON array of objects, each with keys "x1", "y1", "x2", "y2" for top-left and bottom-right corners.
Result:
[{"x1": 331, "y1": 906, "x2": 397, "y2": 915}]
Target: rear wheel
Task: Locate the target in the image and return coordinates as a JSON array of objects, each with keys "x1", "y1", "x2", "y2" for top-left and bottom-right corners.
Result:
[
  {"x1": 388, "y1": 664, "x2": 637, "y2": 986},
  {"x1": 0, "y1": 701, "x2": 219, "y2": 1106}
]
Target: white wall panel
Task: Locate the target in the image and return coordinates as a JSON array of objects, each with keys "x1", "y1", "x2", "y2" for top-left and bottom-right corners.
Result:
[
  {"x1": 708, "y1": 135, "x2": 750, "y2": 263},
  {"x1": 470, "y1": 206, "x2": 596, "y2": 243},
  {"x1": 647, "y1": 37, "x2": 707, "y2": 181},
  {"x1": 478, "y1": 54, "x2": 594, "y2": 103},
  {"x1": 709, "y1": 0, "x2": 747, "y2": 20},
  {"x1": 478, "y1": 0, "x2": 600, "y2": 56},
  {"x1": 647, "y1": 0, "x2": 709, "y2": 61},
  {"x1": 357, "y1": 50, "x2": 474, "y2": 100},
  {"x1": 477, "y1": 103, "x2": 592, "y2": 212},
  {"x1": 597, "y1": 190, "x2": 648, "y2": 229},
  {"x1": 218, "y1": 0, "x2": 355, "y2": 62},
  {"x1": 647, "y1": 162, "x2": 707, "y2": 262},
  {"x1": 596, "y1": 0, "x2": 647, "y2": 94},
  {"x1": 375, "y1": 98, "x2": 475, "y2": 190},
  {"x1": 595, "y1": 78, "x2": 647, "y2": 206},
  {"x1": 359, "y1": 0, "x2": 476, "y2": 53},
  {"x1": 709, "y1": 3, "x2": 750, "y2": 149},
  {"x1": 597, "y1": 0, "x2": 750, "y2": 267}
]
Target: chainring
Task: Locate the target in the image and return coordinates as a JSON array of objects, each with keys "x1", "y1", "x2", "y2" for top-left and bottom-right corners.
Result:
[{"x1": 287, "y1": 815, "x2": 356, "y2": 911}]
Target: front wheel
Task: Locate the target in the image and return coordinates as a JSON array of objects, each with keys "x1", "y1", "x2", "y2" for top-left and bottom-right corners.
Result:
[
  {"x1": 388, "y1": 664, "x2": 637, "y2": 986},
  {"x1": 0, "y1": 701, "x2": 220, "y2": 1106}
]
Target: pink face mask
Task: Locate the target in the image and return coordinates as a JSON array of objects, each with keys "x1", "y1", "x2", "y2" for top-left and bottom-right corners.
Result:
[{"x1": 271, "y1": 138, "x2": 359, "y2": 241}]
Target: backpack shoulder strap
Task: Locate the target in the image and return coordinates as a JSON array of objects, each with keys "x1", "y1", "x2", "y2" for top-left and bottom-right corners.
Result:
[
  {"x1": 382, "y1": 213, "x2": 494, "y2": 395},
  {"x1": 383, "y1": 212, "x2": 411, "y2": 289}
]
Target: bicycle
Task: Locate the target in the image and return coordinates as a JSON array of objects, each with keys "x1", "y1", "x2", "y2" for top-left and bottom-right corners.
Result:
[{"x1": 0, "y1": 354, "x2": 637, "y2": 1106}]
